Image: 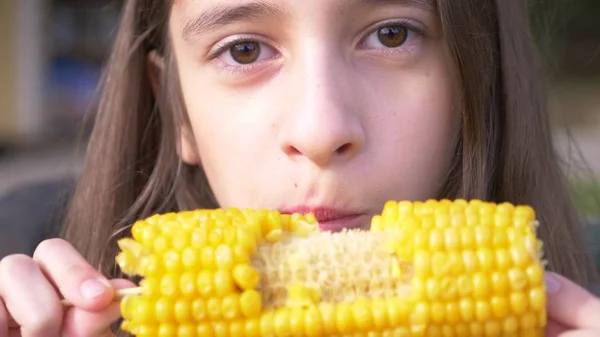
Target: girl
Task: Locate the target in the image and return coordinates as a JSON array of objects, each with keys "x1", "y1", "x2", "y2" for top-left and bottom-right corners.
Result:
[{"x1": 1, "y1": 0, "x2": 599, "y2": 336}]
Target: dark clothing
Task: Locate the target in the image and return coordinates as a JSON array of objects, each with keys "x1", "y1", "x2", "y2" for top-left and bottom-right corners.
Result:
[{"x1": 0, "y1": 177, "x2": 74, "y2": 258}]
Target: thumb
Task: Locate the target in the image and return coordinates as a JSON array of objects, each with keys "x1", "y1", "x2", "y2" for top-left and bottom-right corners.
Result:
[
  {"x1": 62, "y1": 279, "x2": 136, "y2": 337},
  {"x1": 545, "y1": 272, "x2": 600, "y2": 330}
]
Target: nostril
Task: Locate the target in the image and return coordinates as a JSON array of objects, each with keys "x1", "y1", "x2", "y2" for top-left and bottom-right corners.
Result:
[
  {"x1": 335, "y1": 143, "x2": 352, "y2": 155},
  {"x1": 286, "y1": 145, "x2": 302, "y2": 156}
]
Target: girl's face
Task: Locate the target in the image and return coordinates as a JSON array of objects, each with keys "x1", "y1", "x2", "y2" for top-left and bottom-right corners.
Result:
[{"x1": 169, "y1": 0, "x2": 459, "y2": 231}]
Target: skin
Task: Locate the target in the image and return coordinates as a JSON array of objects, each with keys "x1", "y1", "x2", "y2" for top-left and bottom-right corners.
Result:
[
  {"x1": 174, "y1": 0, "x2": 460, "y2": 228},
  {"x1": 0, "y1": 239, "x2": 136, "y2": 337},
  {"x1": 0, "y1": 1, "x2": 599, "y2": 336}
]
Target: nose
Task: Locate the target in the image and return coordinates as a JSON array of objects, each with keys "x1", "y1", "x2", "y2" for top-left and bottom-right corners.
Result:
[{"x1": 279, "y1": 48, "x2": 365, "y2": 167}]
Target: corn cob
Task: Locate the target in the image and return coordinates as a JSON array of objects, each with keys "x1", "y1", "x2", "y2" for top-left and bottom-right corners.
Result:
[{"x1": 115, "y1": 199, "x2": 547, "y2": 337}]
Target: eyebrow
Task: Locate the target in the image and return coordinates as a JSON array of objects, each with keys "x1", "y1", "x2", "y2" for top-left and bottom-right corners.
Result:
[
  {"x1": 182, "y1": 2, "x2": 287, "y2": 42},
  {"x1": 339, "y1": 0, "x2": 437, "y2": 12},
  {"x1": 181, "y1": 0, "x2": 437, "y2": 42}
]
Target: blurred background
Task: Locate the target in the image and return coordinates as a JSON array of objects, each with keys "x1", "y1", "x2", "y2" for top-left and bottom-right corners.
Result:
[
  {"x1": 0, "y1": 0, "x2": 121, "y2": 194},
  {"x1": 0, "y1": 2, "x2": 598, "y2": 252}
]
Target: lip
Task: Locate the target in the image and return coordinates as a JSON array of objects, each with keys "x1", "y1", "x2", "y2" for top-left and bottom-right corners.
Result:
[{"x1": 279, "y1": 206, "x2": 371, "y2": 232}]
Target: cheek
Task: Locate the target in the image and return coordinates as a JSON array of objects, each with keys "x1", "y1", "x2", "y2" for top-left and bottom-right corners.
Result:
[
  {"x1": 176, "y1": 65, "x2": 276, "y2": 206},
  {"x1": 173, "y1": 39, "x2": 460, "y2": 207},
  {"x1": 361, "y1": 52, "x2": 459, "y2": 200}
]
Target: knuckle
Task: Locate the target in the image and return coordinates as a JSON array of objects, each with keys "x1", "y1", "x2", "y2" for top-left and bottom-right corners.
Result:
[
  {"x1": 55, "y1": 261, "x2": 100, "y2": 293},
  {"x1": 63, "y1": 262, "x2": 92, "y2": 281},
  {"x1": 0, "y1": 254, "x2": 34, "y2": 277},
  {"x1": 62, "y1": 307, "x2": 116, "y2": 337},
  {"x1": 33, "y1": 238, "x2": 71, "y2": 259},
  {"x1": 23, "y1": 307, "x2": 62, "y2": 336}
]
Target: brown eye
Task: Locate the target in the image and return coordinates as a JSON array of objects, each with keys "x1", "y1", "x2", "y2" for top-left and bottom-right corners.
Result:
[
  {"x1": 377, "y1": 26, "x2": 408, "y2": 48},
  {"x1": 230, "y1": 42, "x2": 260, "y2": 64}
]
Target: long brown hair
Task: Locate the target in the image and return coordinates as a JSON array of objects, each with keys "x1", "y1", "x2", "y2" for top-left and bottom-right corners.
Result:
[{"x1": 62, "y1": 0, "x2": 598, "y2": 291}]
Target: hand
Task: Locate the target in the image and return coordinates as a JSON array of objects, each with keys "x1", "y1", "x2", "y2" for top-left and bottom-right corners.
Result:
[
  {"x1": 546, "y1": 271, "x2": 600, "y2": 336},
  {"x1": 0, "y1": 239, "x2": 136, "y2": 337}
]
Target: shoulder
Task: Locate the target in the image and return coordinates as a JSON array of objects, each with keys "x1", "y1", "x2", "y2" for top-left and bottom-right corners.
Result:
[{"x1": 0, "y1": 176, "x2": 76, "y2": 259}]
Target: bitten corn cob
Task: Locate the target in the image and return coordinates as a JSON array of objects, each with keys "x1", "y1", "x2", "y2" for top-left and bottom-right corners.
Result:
[{"x1": 115, "y1": 199, "x2": 547, "y2": 337}]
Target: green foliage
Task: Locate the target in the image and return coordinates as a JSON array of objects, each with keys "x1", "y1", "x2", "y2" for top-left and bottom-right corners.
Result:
[
  {"x1": 569, "y1": 178, "x2": 600, "y2": 272},
  {"x1": 570, "y1": 178, "x2": 600, "y2": 217},
  {"x1": 527, "y1": 0, "x2": 600, "y2": 77}
]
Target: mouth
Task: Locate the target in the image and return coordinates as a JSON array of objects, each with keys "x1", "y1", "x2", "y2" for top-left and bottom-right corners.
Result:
[{"x1": 279, "y1": 206, "x2": 371, "y2": 232}]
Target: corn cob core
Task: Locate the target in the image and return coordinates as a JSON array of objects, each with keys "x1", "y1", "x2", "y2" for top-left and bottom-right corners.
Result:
[
  {"x1": 116, "y1": 199, "x2": 547, "y2": 337},
  {"x1": 253, "y1": 230, "x2": 411, "y2": 308}
]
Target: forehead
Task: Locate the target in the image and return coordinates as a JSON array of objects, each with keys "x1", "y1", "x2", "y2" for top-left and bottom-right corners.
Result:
[
  {"x1": 175, "y1": 0, "x2": 437, "y2": 9},
  {"x1": 174, "y1": 0, "x2": 436, "y2": 15},
  {"x1": 171, "y1": 0, "x2": 438, "y2": 41}
]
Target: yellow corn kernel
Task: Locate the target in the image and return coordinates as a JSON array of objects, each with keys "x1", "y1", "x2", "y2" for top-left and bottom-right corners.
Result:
[
  {"x1": 221, "y1": 293, "x2": 242, "y2": 320},
  {"x1": 274, "y1": 308, "x2": 291, "y2": 336},
  {"x1": 191, "y1": 227, "x2": 209, "y2": 249},
  {"x1": 286, "y1": 283, "x2": 322, "y2": 308},
  {"x1": 390, "y1": 257, "x2": 402, "y2": 279},
  {"x1": 115, "y1": 200, "x2": 547, "y2": 336},
  {"x1": 214, "y1": 270, "x2": 235, "y2": 296},
  {"x1": 318, "y1": 302, "x2": 337, "y2": 334},
  {"x1": 196, "y1": 270, "x2": 214, "y2": 297},
  {"x1": 174, "y1": 299, "x2": 193, "y2": 323},
  {"x1": 240, "y1": 290, "x2": 262, "y2": 317},
  {"x1": 160, "y1": 274, "x2": 179, "y2": 297},
  {"x1": 265, "y1": 229, "x2": 283, "y2": 243},
  {"x1": 215, "y1": 244, "x2": 234, "y2": 270},
  {"x1": 352, "y1": 299, "x2": 374, "y2": 330},
  {"x1": 490, "y1": 296, "x2": 509, "y2": 318},
  {"x1": 192, "y1": 298, "x2": 207, "y2": 321},
  {"x1": 382, "y1": 200, "x2": 399, "y2": 223},
  {"x1": 244, "y1": 317, "x2": 260, "y2": 337},
  {"x1": 158, "y1": 323, "x2": 176, "y2": 336},
  {"x1": 211, "y1": 321, "x2": 228, "y2": 337},
  {"x1": 445, "y1": 302, "x2": 460, "y2": 324},
  {"x1": 289, "y1": 308, "x2": 305, "y2": 335},
  {"x1": 232, "y1": 265, "x2": 260, "y2": 290},
  {"x1": 201, "y1": 246, "x2": 216, "y2": 270},
  {"x1": 304, "y1": 307, "x2": 324, "y2": 337},
  {"x1": 179, "y1": 272, "x2": 196, "y2": 297},
  {"x1": 232, "y1": 245, "x2": 251, "y2": 264},
  {"x1": 370, "y1": 215, "x2": 384, "y2": 232},
  {"x1": 229, "y1": 320, "x2": 245, "y2": 337},
  {"x1": 206, "y1": 300, "x2": 224, "y2": 322},
  {"x1": 293, "y1": 220, "x2": 319, "y2": 237},
  {"x1": 304, "y1": 213, "x2": 317, "y2": 225},
  {"x1": 236, "y1": 227, "x2": 257, "y2": 253},
  {"x1": 335, "y1": 302, "x2": 355, "y2": 334},
  {"x1": 197, "y1": 322, "x2": 214, "y2": 336},
  {"x1": 259, "y1": 310, "x2": 275, "y2": 336}
]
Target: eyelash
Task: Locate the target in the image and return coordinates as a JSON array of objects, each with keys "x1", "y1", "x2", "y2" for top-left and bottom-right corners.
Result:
[
  {"x1": 359, "y1": 19, "x2": 425, "y2": 52},
  {"x1": 208, "y1": 36, "x2": 268, "y2": 61},
  {"x1": 207, "y1": 19, "x2": 426, "y2": 73}
]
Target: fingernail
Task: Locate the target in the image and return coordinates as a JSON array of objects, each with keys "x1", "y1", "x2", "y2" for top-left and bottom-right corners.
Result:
[
  {"x1": 545, "y1": 274, "x2": 561, "y2": 293},
  {"x1": 80, "y1": 278, "x2": 111, "y2": 299}
]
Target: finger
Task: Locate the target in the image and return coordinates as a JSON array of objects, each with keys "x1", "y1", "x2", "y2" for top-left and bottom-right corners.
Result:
[
  {"x1": 546, "y1": 272, "x2": 600, "y2": 330},
  {"x1": 555, "y1": 330, "x2": 600, "y2": 337},
  {"x1": 6, "y1": 311, "x2": 18, "y2": 330},
  {"x1": 62, "y1": 302, "x2": 119, "y2": 337},
  {"x1": 0, "y1": 254, "x2": 62, "y2": 337},
  {"x1": 0, "y1": 298, "x2": 8, "y2": 337},
  {"x1": 546, "y1": 319, "x2": 569, "y2": 337},
  {"x1": 62, "y1": 279, "x2": 135, "y2": 337},
  {"x1": 32, "y1": 239, "x2": 113, "y2": 312}
]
